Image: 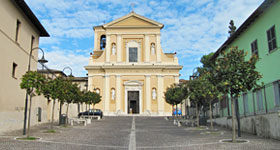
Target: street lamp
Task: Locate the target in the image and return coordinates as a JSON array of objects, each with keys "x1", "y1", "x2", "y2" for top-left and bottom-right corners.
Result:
[
  {"x1": 23, "y1": 47, "x2": 48, "y2": 135},
  {"x1": 62, "y1": 67, "x2": 73, "y2": 77},
  {"x1": 58, "y1": 66, "x2": 73, "y2": 125}
]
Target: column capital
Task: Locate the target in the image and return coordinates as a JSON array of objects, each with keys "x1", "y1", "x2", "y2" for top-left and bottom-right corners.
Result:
[
  {"x1": 157, "y1": 75, "x2": 164, "y2": 78},
  {"x1": 116, "y1": 75, "x2": 121, "y2": 77},
  {"x1": 145, "y1": 74, "x2": 151, "y2": 77},
  {"x1": 103, "y1": 75, "x2": 110, "y2": 78}
]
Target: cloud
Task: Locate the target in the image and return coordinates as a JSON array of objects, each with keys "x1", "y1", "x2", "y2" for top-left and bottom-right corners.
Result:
[
  {"x1": 26, "y1": 0, "x2": 264, "y2": 79},
  {"x1": 42, "y1": 49, "x2": 89, "y2": 77}
]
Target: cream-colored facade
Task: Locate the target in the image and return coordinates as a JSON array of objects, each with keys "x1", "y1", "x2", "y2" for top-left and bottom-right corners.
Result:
[
  {"x1": 86, "y1": 12, "x2": 182, "y2": 116},
  {"x1": 0, "y1": 0, "x2": 49, "y2": 134}
]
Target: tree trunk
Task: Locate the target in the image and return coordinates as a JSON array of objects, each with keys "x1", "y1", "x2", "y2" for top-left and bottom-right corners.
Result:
[
  {"x1": 196, "y1": 102, "x2": 199, "y2": 127},
  {"x1": 210, "y1": 101, "x2": 213, "y2": 130},
  {"x1": 66, "y1": 103, "x2": 69, "y2": 117},
  {"x1": 59, "y1": 102, "x2": 62, "y2": 125},
  {"x1": 172, "y1": 104, "x2": 174, "y2": 120},
  {"x1": 27, "y1": 95, "x2": 32, "y2": 138},
  {"x1": 231, "y1": 94, "x2": 236, "y2": 142},
  {"x1": 176, "y1": 104, "x2": 178, "y2": 120},
  {"x1": 51, "y1": 99, "x2": 55, "y2": 129}
]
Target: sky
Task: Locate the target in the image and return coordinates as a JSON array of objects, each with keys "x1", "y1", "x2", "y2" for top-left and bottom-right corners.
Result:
[{"x1": 25, "y1": 0, "x2": 264, "y2": 78}]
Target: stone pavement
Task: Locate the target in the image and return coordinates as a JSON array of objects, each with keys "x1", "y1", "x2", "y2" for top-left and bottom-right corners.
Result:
[{"x1": 0, "y1": 116, "x2": 279, "y2": 150}]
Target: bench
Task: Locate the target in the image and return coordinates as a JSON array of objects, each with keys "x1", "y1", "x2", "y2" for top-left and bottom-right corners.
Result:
[
  {"x1": 68, "y1": 118, "x2": 87, "y2": 126},
  {"x1": 80, "y1": 115, "x2": 101, "y2": 120}
]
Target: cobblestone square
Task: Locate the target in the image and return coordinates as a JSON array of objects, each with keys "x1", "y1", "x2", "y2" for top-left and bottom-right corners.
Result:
[{"x1": 0, "y1": 117, "x2": 279, "y2": 150}]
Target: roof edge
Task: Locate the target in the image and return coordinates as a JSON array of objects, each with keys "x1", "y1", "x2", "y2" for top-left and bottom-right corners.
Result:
[
  {"x1": 13, "y1": 0, "x2": 49, "y2": 37},
  {"x1": 210, "y1": 0, "x2": 274, "y2": 61}
]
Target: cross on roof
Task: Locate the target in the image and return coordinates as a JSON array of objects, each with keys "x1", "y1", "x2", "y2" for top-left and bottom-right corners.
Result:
[{"x1": 131, "y1": 2, "x2": 135, "y2": 12}]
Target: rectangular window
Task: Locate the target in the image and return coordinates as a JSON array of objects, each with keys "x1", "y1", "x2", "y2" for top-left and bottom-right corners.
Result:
[
  {"x1": 129, "y1": 47, "x2": 138, "y2": 62},
  {"x1": 12, "y1": 62, "x2": 17, "y2": 78},
  {"x1": 267, "y1": 26, "x2": 277, "y2": 52},
  {"x1": 15, "y1": 19, "x2": 21, "y2": 42},
  {"x1": 251, "y1": 40, "x2": 258, "y2": 56},
  {"x1": 243, "y1": 93, "x2": 249, "y2": 114},
  {"x1": 273, "y1": 81, "x2": 280, "y2": 106},
  {"x1": 256, "y1": 89, "x2": 264, "y2": 111}
]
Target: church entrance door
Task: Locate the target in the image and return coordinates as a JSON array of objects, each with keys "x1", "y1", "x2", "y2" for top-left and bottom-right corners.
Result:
[{"x1": 128, "y1": 91, "x2": 139, "y2": 114}]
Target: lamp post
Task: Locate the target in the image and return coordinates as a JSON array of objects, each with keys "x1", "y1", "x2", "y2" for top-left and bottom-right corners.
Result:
[
  {"x1": 58, "y1": 67, "x2": 73, "y2": 125},
  {"x1": 62, "y1": 67, "x2": 73, "y2": 77},
  {"x1": 23, "y1": 47, "x2": 48, "y2": 135}
]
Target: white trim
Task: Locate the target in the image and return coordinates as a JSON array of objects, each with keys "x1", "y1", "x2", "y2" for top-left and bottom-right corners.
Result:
[
  {"x1": 125, "y1": 40, "x2": 141, "y2": 63},
  {"x1": 124, "y1": 81, "x2": 143, "y2": 114}
]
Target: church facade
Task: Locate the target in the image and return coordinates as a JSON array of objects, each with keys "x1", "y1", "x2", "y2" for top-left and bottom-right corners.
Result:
[{"x1": 85, "y1": 12, "x2": 182, "y2": 116}]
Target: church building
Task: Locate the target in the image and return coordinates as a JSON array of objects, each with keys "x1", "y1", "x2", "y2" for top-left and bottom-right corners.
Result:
[{"x1": 85, "y1": 12, "x2": 182, "y2": 116}]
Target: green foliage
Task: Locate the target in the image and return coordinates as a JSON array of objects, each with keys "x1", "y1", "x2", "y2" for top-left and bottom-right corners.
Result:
[
  {"x1": 20, "y1": 71, "x2": 46, "y2": 96},
  {"x1": 228, "y1": 20, "x2": 236, "y2": 36},
  {"x1": 164, "y1": 83, "x2": 188, "y2": 106},
  {"x1": 187, "y1": 78, "x2": 205, "y2": 105},
  {"x1": 83, "y1": 91, "x2": 102, "y2": 105},
  {"x1": 214, "y1": 46, "x2": 262, "y2": 97}
]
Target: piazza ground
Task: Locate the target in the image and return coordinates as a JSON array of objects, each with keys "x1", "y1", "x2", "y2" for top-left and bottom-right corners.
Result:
[{"x1": 0, "y1": 117, "x2": 279, "y2": 150}]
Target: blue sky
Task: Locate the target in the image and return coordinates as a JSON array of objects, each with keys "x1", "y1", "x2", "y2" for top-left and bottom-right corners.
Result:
[{"x1": 25, "y1": 0, "x2": 263, "y2": 78}]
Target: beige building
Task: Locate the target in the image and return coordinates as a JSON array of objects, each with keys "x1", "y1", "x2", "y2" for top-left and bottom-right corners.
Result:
[
  {"x1": 0, "y1": 0, "x2": 49, "y2": 134},
  {"x1": 85, "y1": 12, "x2": 182, "y2": 116}
]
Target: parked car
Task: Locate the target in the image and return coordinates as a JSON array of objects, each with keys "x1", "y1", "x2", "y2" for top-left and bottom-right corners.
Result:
[{"x1": 78, "y1": 109, "x2": 103, "y2": 119}]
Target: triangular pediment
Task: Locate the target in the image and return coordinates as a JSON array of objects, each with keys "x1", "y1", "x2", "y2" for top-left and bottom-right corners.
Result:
[{"x1": 103, "y1": 12, "x2": 163, "y2": 29}]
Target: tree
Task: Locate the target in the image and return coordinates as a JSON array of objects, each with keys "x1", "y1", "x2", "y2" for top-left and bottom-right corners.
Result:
[
  {"x1": 86, "y1": 91, "x2": 102, "y2": 109},
  {"x1": 213, "y1": 47, "x2": 262, "y2": 142},
  {"x1": 198, "y1": 52, "x2": 222, "y2": 130},
  {"x1": 228, "y1": 20, "x2": 236, "y2": 37},
  {"x1": 164, "y1": 83, "x2": 188, "y2": 119},
  {"x1": 187, "y1": 78, "x2": 205, "y2": 127},
  {"x1": 20, "y1": 71, "x2": 46, "y2": 137},
  {"x1": 63, "y1": 80, "x2": 79, "y2": 117},
  {"x1": 41, "y1": 77, "x2": 56, "y2": 129},
  {"x1": 49, "y1": 77, "x2": 67, "y2": 125}
]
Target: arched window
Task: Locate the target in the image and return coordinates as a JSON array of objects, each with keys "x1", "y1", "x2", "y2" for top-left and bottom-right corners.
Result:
[
  {"x1": 100, "y1": 35, "x2": 106, "y2": 50},
  {"x1": 151, "y1": 43, "x2": 156, "y2": 55},
  {"x1": 111, "y1": 43, "x2": 116, "y2": 55}
]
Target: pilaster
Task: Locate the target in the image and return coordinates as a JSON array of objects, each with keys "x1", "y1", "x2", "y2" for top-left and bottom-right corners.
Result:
[
  {"x1": 117, "y1": 35, "x2": 122, "y2": 63},
  {"x1": 88, "y1": 75, "x2": 93, "y2": 91},
  {"x1": 174, "y1": 75, "x2": 180, "y2": 84},
  {"x1": 104, "y1": 75, "x2": 110, "y2": 114},
  {"x1": 157, "y1": 75, "x2": 164, "y2": 115},
  {"x1": 156, "y1": 34, "x2": 161, "y2": 63},
  {"x1": 144, "y1": 35, "x2": 150, "y2": 63},
  {"x1": 116, "y1": 75, "x2": 121, "y2": 112},
  {"x1": 145, "y1": 75, "x2": 151, "y2": 113},
  {"x1": 105, "y1": 34, "x2": 111, "y2": 63}
]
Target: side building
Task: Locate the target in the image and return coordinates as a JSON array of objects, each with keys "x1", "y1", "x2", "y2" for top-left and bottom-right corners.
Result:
[
  {"x1": 211, "y1": 0, "x2": 280, "y2": 140},
  {"x1": 0, "y1": 0, "x2": 49, "y2": 134}
]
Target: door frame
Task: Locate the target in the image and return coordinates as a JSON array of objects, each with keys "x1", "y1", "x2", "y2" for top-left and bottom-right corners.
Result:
[
  {"x1": 124, "y1": 80, "x2": 143, "y2": 114},
  {"x1": 128, "y1": 91, "x2": 140, "y2": 114}
]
